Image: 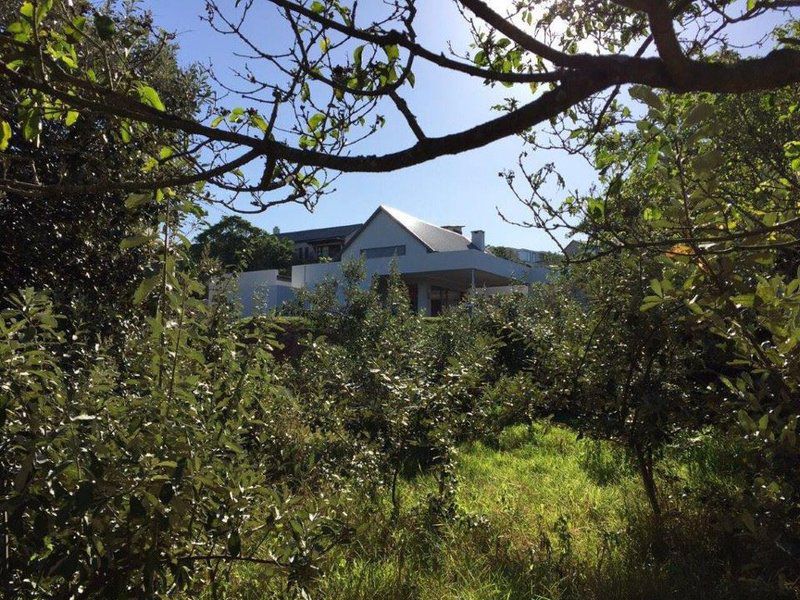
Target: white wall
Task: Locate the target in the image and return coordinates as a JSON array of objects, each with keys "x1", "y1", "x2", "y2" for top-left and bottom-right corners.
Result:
[
  {"x1": 292, "y1": 250, "x2": 549, "y2": 298},
  {"x1": 233, "y1": 269, "x2": 297, "y2": 316},
  {"x1": 292, "y1": 250, "x2": 548, "y2": 290},
  {"x1": 231, "y1": 251, "x2": 550, "y2": 316},
  {"x1": 470, "y1": 285, "x2": 531, "y2": 296},
  {"x1": 341, "y1": 210, "x2": 428, "y2": 260}
]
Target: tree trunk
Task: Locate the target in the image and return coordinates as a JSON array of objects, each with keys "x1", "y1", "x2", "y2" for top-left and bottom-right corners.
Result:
[{"x1": 635, "y1": 442, "x2": 661, "y2": 520}]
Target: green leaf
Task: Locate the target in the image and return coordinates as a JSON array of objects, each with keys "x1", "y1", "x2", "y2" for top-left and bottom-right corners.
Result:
[
  {"x1": 629, "y1": 85, "x2": 664, "y2": 112},
  {"x1": 685, "y1": 102, "x2": 715, "y2": 127},
  {"x1": 7, "y1": 21, "x2": 30, "y2": 44},
  {"x1": 758, "y1": 414, "x2": 769, "y2": 431},
  {"x1": 646, "y1": 141, "x2": 660, "y2": 170},
  {"x1": 249, "y1": 113, "x2": 269, "y2": 132},
  {"x1": 22, "y1": 109, "x2": 41, "y2": 143},
  {"x1": 35, "y1": 0, "x2": 53, "y2": 24},
  {"x1": 353, "y1": 45, "x2": 364, "y2": 68},
  {"x1": 137, "y1": 85, "x2": 165, "y2": 111},
  {"x1": 731, "y1": 294, "x2": 755, "y2": 308},
  {"x1": 587, "y1": 197, "x2": 605, "y2": 218},
  {"x1": 308, "y1": 113, "x2": 326, "y2": 131},
  {"x1": 65, "y1": 110, "x2": 79, "y2": 126},
  {"x1": 640, "y1": 298, "x2": 662, "y2": 311},
  {"x1": 737, "y1": 410, "x2": 756, "y2": 432},
  {"x1": 650, "y1": 279, "x2": 664, "y2": 298},
  {"x1": 692, "y1": 149, "x2": 724, "y2": 173},
  {"x1": 133, "y1": 274, "x2": 161, "y2": 304},
  {"x1": 310, "y1": 0, "x2": 325, "y2": 13},
  {"x1": 124, "y1": 193, "x2": 151, "y2": 209},
  {"x1": 94, "y1": 14, "x2": 116, "y2": 40},
  {"x1": 0, "y1": 120, "x2": 11, "y2": 151},
  {"x1": 383, "y1": 44, "x2": 399, "y2": 61},
  {"x1": 685, "y1": 298, "x2": 704, "y2": 315},
  {"x1": 120, "y1": 235, "x2": 152, "y2": 249},
  {"x1": 228, "y1": 107, "x2": 245, "y2": 123},
  {"x1": 643, "y1": 206, "x2": 662, "y2": 221}
]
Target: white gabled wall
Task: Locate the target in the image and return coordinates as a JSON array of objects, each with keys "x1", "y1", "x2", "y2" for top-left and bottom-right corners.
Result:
[{"x1": 341, "y1": 209, "x2": 428, "y2": 260}]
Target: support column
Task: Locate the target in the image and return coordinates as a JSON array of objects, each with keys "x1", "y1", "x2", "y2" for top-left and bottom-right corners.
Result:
[{"x1": 417, "y1": 280, "x2": 431, "y2": 316}]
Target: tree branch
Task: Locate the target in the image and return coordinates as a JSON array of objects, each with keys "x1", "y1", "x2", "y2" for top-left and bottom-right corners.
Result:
[
  {"x1": 266, "y1": 0, "x2": 566, "y2": 84},
  {"x1": 642, "y1": 0, "x2": 691, "y2": 85},
  {"x1": 389, "y1": 91, "x2": 426, "y2": 141}
]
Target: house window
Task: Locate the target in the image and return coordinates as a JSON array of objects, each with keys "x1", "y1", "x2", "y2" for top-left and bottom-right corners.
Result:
[{"x1": 360, "y1": 245, "x2": 406, "y2": 259}]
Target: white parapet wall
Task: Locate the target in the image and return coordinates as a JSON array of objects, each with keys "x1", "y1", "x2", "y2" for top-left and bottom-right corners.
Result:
[
  {"x1": 292, "y1": 249, "x2": 549, "y2": 289},
  {"x1": 229, "y1": 251, "x2": 551, "y2": 315},
  {"x1": 229, "y1": 269, "x2": 298, "y2": 316},
  {"x1": 469, "y1": 285, "x2": 532, "y2": 296}
]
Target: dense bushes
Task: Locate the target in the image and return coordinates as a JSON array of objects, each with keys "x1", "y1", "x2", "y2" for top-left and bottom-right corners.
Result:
[
  {"x1": 5, "y1": 231, "x2": 800, "y2": 596},
  {"x1": 2, "y1": 73, "x2": 798, "y2": 597},
  {"x1": 0, "y1": 252, "x2": 554, "y2": 596},
  {"x1": 3, "y1": 1, "x2": 800, "y2": 596},
  {"x1": 1, "y1": 275, "x2": 379, "y2": 597}
]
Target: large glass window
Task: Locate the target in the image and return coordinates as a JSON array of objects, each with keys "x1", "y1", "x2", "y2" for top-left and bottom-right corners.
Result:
[{"x1": 360, "y1": 245, "x2": 406, "y2": 259}]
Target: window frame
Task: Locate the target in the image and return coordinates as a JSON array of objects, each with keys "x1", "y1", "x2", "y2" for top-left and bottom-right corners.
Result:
[{"x1": 360, "y1": 245, "x2": 407, "y2": 259}]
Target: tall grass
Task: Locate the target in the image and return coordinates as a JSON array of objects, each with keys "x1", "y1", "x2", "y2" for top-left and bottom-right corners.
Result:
[{"x1": 212, "y1": 423, "x2": 795, "y2": 599}]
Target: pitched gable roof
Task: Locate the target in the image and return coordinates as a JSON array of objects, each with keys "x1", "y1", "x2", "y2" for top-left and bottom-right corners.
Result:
[{"x1": 344, "y1": 205, "x2": 477, "y2": 253}]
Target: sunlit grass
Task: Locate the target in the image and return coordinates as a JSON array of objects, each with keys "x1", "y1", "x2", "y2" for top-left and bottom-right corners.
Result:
[
  {"x1": 216, "y1": 422, "x2": 787, "y2": 600},
  {"x1": 314, "y1": 423, "x2": 643, "y2": 600}
]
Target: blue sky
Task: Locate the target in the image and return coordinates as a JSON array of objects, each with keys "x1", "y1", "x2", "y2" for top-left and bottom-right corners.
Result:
[{"x1": 145, "y1": 1, "x2": 791, "y2": 250}]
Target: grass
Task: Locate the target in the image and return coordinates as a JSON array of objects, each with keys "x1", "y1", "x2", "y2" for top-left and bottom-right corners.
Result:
[{"x1": 216, "y1": 422, "x2": 796, "y2": 599}]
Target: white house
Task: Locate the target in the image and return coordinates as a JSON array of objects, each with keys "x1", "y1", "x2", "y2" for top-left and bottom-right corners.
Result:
[{"x1": 234, "y1": 205, "x2": 550, "y2": 316}]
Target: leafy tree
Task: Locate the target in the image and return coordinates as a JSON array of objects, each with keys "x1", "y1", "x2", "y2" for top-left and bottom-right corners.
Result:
[
  {"x1": 488, "y1": 246, "x2": 524, "y2": 263},
  {"x1": 1, "y1": 0, "x2": 799, "y2": 210},
  {"x1": 508, "y1": 64, "x2": 800, "y2": 564},
  {"x1": 0, "y1": 1, "x2": 208, "y2": 338},
  {"x1": 192, "y1": 216, "x2": 294, "y2": 272}
]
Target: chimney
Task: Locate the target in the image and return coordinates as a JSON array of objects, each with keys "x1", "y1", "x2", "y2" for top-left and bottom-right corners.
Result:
[
  {"x1": 441, "y1": 225, "x2": 464, "y2": 235},
  {"x1": 471, "y1": 230, "x2": 485, "y2": 251},
  {"x1": 272, "y1": 226, "x2": 280, "y2": 235}
]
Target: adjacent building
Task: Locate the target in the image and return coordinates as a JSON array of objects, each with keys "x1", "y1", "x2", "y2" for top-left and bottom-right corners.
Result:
[
  {"x1": 276, "y1": 223, "x2": 361, "y2": 263},
  {"x1": 234, "y1": 205, "x2": 550, "y2": 316}
]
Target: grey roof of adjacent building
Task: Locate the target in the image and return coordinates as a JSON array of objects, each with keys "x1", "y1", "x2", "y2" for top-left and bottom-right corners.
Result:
[
  {"x1": 345, "y1": 205, "x2": 478, "y2": 253},
  {"x1": 277, "y1": 223, "x2": 362, "y2": 244}
]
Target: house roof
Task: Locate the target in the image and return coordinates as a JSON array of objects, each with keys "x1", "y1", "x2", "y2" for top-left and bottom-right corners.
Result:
[
  {"x1": 344, "y1": 205, "x2": 477, "y2": 253},
  {"x1": 278, "y1": 223, "x2": 362, "y2": 244},
  {"x1": 563, "y1": 240, "x2": 584, "y2": 256}
]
